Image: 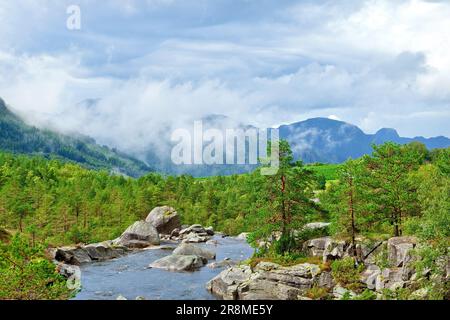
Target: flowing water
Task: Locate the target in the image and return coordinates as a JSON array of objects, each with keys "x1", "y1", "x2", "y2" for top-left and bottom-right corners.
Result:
[{"x1": 73, "y1": 236, "x2": 253, "y2": 300}]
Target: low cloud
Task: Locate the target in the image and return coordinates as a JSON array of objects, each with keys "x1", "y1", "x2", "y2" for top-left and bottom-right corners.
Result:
[{"x1": 0, "y1": 0, "x2": 449, "y2": 161}]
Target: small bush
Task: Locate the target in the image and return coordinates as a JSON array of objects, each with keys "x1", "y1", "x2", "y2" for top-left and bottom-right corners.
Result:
[
  {"x1": 331, "y1": 257, "x2": 364, "y2": 290},
  {"x1": 0, "y1": 234, "x2": 72, "y2": 300},
  {"x1": 306, "y1": 286, "x2": 330, "y2": 300}
]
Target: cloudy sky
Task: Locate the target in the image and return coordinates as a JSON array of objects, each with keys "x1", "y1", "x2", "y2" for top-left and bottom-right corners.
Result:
[{"x1": 0, "y1": 0, "x2": 449, "y2": 154}]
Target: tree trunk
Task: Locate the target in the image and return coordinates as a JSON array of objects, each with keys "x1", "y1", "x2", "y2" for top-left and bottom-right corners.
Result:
[{"x1": 348, "y1": 177, "x2": 356, "y2": 258}]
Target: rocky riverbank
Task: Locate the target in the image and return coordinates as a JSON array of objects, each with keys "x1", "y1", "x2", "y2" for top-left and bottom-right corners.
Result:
[
  {"x1": 51, "y1": 206, "x2": 223, "y2": 289},
  {"x1": 207, "y1": 235, "x2": 449, "y2": 300}
]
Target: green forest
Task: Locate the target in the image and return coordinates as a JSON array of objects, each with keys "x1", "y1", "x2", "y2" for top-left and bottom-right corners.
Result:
[{"x1": 0, "y1": 141, "x2": 448, "y2": 299}]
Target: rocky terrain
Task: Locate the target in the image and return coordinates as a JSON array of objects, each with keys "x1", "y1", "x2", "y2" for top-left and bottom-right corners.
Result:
[
  {"x1": 50, "y1": 208, "x2": 448, "y2": 300},
  {"x1": 207, "y1": 235, "x2": 449, "y2": 300}
]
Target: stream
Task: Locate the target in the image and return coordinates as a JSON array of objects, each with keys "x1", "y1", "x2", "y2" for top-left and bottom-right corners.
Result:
[{"x1": 73, "y1": 236, "x2": 254, "y2": 300}]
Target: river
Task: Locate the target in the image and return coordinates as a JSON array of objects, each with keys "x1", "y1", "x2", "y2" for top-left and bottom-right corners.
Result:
[{"x1": 73, "y1": 236, "x2": 254, "y2": 300}]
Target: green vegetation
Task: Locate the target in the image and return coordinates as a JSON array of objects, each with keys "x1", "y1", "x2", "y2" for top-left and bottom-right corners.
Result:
[
  {"x1": 331, "y1": 257, "x2": 364, "y2": 291},
  {"x1": 307, "y1": 163, "x2": 341, "y2": 182},
  {"x1": 0, "y1": 234, "x2": 72, "y2": 300},
  {"x1": 0, "y1": 140, "x2": 448, "y2": 300},
  {"x1": 0, "y1": 98, "x2": 152, "y2": 177}
]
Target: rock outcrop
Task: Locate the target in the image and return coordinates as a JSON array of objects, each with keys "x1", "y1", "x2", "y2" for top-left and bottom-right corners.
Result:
[
  {"x1": 206, "y1": 235, "x2": 431, "y2": 300},
  {"x1": 207, "y1": 262, "x2": 320, "y2": 300},
  {"x1": 387, "y1": 236, "x2": 417, "y2": 267},
  {"x1": 54, "y1": 242, "x2": 128, "y2": 265},
  {"x1": 145, "y1": 206, "x2": 181, "y2": 235}
]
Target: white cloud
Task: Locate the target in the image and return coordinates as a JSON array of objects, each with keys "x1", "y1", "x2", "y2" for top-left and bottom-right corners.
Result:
[{"x1": 0, "y1": 0, "x2": 449, "y2": 160}]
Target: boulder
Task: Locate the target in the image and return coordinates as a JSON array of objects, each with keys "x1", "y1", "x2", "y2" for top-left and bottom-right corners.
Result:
[
  {"x1": 387, "y1": 236, "x2": 417, "y2": 267},
  {"x1": 323, "y1": 239, "x2": 347, "y2": 262},
  {"x1": 172, "y1": 243, "x2": 216, "y2": 260},
  {"x1": 238, "y1": 278, "x2": 298, "y2": 300},
  {"x1": 236, "y1": 233, "x2": 250, "y2": 241},
  {"x1": 317, "y1": 271, "x2": 335, "y2": 289},
  {"x1": 360, "y1": 241, "x2": 385, "y2": 264},
  {"x1": 83, "y1": 242, "x2": 127, "y2": 261},
  {"x1": 205, "y1": 226, "x2": 215, "y2": 236},
  {"x1": 56, "y1": 263, "x2": 81, "y2": 290},
  {"x1": 149, "y1": 254, "x2": 206, "y2": 271},
  {"x1": 170, "y1": 228, "x2": 180, "y2": 238},
  {"x1": 145, "y1": 206, "x2": 181, "y2": 235},
  {"x1": 116, "y1": 295, "x2": 127, "y2": 300},
  {"x1": 303, "y1": 237, "x2": 332, "y2": 257},
  {"x1": 114, "y1": 221, "x2": 160, "y2": 248},
  {"x1": 206, "y1": 266, "x2": 254, "y2": 300},
  {"x1": 208, "y1": 259, "x2": 239, "y2": 269},
  {"x1": 333, "y1": 286, "x2": 356, "y2": 299},
  {"x1": 303, "y1": 222, "x2": 331, "y2": 231},
  {"x1": 360, "y1": 265, "x2": 381, "y2": 290},
  {"x1": 207, "y1": 262, "x2": 322, "y2": 300},
  {"x1": 375, "y1": 268, "x2": 405, "y2": 291},
  {"x1": 55, "y1": 246, "x2": 92, "y2": 265},
  {"x1": 181, "y1": 233, "x2": 210, "y2": 243}
]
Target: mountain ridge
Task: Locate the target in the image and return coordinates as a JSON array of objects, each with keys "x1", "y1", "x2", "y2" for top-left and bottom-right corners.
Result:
[{"x1": 0, "y1": 98, "x2": 152, "y2": 177}]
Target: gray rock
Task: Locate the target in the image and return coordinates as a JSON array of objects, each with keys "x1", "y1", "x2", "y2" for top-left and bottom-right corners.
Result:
[
  {"x1": 149, "y1": 254, "x2": 206, "y2": 271},
  {"x1": 116, "y1": 295, "x2": 127, "y2": 300},
  {"x1": 375, "y1": 268, "x2": 405, "y2": 291},
  {"x1": 317, "y1": 271, "x2": 335, "y2": 289},
  {"x1": 206, "y1": 266, "x2": 254, "y2": 300},
  {"x1": 387, "y1": 236, "x2": 417, "y2": 267},
  {"x1": 56, "y1": 263, "x2": 81, "y2": 290},
  {"x1": 361, "y1": 265, "x2": 381, "y2": 290},
  {"x1": 55, "y1": 246, "x2": 92, "y2": 265},
  {"x1": 205, "y1": 226, "x2": 215, "y2": 236},
  {"x1": 115, "y1": 221, "x2": 160, "y2": 248},
  {"x1": 333, "y1": 286, "x2": 356, "y2": 299},
  {"x1": 173, "y1": 243, "x2": 216, "y2": 260},
  {"x1": 303, "y1": 237, "x2": 332, "y2": 257},
  {"x1": 208, "y1": 259, "x2": 239, "y2": 269},
  {"x1": 323, "y1": 239, "x2": 347, "y2": 262},
  {"x1": 236, "y1": 233, "x2": 250, "y2": 241},
  {"x1": 181, "y1": 233, "x2": 210, "y2": 243},
  {"x1": 84, "y1": 242, "x2": 127, "y2": 261},
  {"x1": 145, "y1": 206, "x2": 181, "y2": 235},
  {"x1": 207, "y1": 262, "x2": 321, "y2": 300},
  {"x1": 303, "y1": 222, "x2": 331, "y2": 230}
]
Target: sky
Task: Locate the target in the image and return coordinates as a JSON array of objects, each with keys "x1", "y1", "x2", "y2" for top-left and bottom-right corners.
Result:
[{"x1": 0, "y1": 0, "x2": 449, "y2": 155}]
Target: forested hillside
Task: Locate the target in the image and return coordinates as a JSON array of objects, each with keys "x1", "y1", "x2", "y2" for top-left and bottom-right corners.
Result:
[
  {"x1": 0, "y1": 98, "x2": 152, "y2": 177},
  {"x1": 0, "y1": 141, "x2": 448, "y2": 300}
]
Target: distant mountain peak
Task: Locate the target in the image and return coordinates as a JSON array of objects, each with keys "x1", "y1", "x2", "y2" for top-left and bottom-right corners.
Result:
[{"x1": 375, "y1": 128, "x2": 400, "y2": 139}]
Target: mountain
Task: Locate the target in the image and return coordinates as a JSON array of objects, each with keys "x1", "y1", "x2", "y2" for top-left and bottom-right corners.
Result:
[
  {"x1": 143, "y1": 115, "x2": 450, "y2": 176},
  {"x1": 280, "y1": 117, "x2": 450, "y2": 164},
  {"x1": 0, "y1": 98, "x2": 152, "y2": 177}
]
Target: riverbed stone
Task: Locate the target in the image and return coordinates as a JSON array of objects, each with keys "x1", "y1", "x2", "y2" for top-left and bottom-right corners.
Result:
[
  {"x1": 114, "y1": 221, "x2": 160, "y2": 248},
  {"x1": 206, "y1": 266, "x2": 254, "y2": 300},
  {"x1": 56, "y1": 263, "x2": 81, "y2": 290},
  {"x1": 173, "y1": 243, "x2": 216, "y2": 260},
  {"x1": 55, "y1": 246, "x2": 92, "y2": 265},
  {"x1": 149, "y1": 254, "x2": 206, "y2": 272},
  {"x1": 207, "y1": 259, "x2": 238, "y2": 269},
  {"x1": 145, "y1": 206, "x2": 181, "y2": 235}
]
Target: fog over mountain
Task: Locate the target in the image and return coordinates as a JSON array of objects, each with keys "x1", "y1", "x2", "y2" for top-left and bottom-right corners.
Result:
[{"x1": 1, "y1": 1, "x2": 450, "y2": 150}]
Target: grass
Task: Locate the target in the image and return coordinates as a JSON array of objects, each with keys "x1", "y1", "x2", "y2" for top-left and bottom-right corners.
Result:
[{"x1": 306, "y1": 163, "x2": 341, "y2": 181}]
